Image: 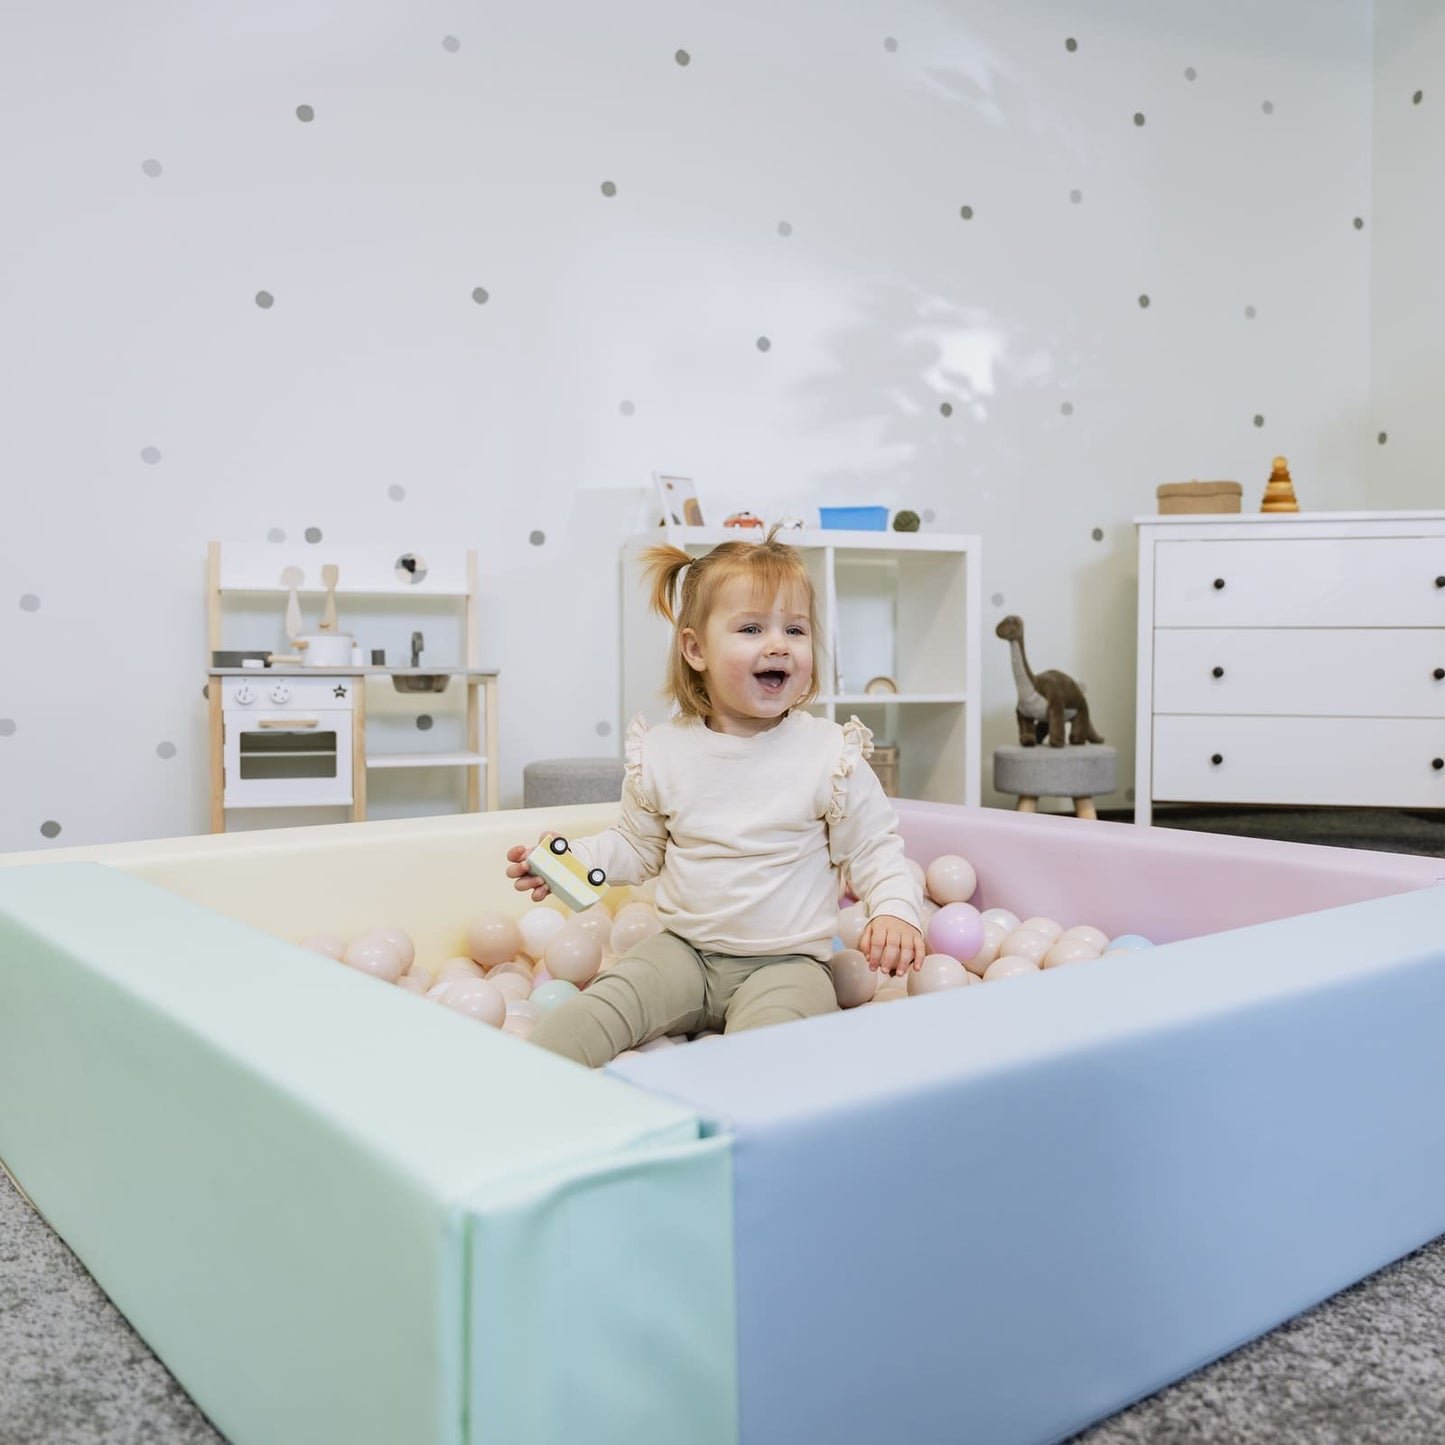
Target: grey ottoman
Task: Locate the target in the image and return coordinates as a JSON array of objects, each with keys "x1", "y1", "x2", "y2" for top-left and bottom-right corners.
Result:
[
  {"x1": 522, "y1": 757, "x2": 626, "y2": 809},
  {"x1": 992, "y1": 743, "x2": 1117, "y2": 820}
]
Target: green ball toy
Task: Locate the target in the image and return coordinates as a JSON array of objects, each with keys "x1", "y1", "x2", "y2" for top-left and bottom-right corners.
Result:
[{"x1": 892, "y1": 510, "x2": 921, "y2": 532}]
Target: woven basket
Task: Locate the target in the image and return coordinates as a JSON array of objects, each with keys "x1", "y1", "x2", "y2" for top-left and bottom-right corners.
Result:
[{"x1": 1157, "y1": 481, "x2": 1242, "y2": 515}]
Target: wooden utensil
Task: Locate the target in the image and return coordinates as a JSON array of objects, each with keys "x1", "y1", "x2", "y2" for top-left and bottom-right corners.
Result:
[
  {"x1": 280, "y1": 566, "x2": 304, "y2": 641},
  {"x1": 319, "y1": 564, "x2": 339, "y2": 632}
]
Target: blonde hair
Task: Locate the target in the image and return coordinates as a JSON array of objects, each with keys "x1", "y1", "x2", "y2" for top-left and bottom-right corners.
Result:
[{"x1": 639, "y1": 525, "x2": 823, "y2": 719}]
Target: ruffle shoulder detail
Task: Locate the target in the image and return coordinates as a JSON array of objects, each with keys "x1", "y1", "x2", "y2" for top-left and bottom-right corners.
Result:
[
  {"x1": 623, "y1": 713, "x2": 658, "y2": 812},
  {"x1": 826, "y1": 715, "x2": 876, "y2": 824}
]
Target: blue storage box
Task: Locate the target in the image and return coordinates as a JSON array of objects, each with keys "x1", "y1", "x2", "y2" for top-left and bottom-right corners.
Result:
[{"x1": 818, "y1": 506, "x2": 888, "y2": 531}]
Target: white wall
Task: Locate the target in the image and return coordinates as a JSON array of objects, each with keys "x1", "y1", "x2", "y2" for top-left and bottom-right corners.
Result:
[{"x1": 0, "y1": 0, "x2": 1381, "y2": 850}]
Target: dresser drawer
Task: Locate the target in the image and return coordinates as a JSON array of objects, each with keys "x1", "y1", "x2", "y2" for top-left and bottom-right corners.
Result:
[
  {"x1": 1152, "y1": 716, "x2": 1445, "y2": 807},
  {"x1": 1154, "y1": 538, "x2": 1445, "y2": 627},
  {"x1": 1153, "y1": 630, "x2": 1445, "y2": 717}
]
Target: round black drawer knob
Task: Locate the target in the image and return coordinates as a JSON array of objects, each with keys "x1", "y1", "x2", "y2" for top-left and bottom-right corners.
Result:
[
  {"x1": 1435, "y1": 668, "x2": 1445, "y2": 681},
  {"x1": 1212, "y1": 578, "x2": 1226, "y2": 590},
  {"x1": 1210, "y1": 753, "x2": 1224, "y2": 766},
  {"x1": 1434, "y1": 758, "x2": 1444, "y2": 771},
  {"x1": 1436, "y1": 576, "x2": 1445, "y2": 589},
  {"x1": 1211, "y1": 666, "x2": 1225, "y2": 679}
]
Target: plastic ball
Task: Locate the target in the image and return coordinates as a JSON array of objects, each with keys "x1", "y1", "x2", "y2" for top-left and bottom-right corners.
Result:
[
  {"x1": 1019, "y1": 916, "x2": 1063, "y2": 943},
  {"x1": 425, "y1": 980, "x2": 456, "y2": 1003},
  {"x1": 437, "y1": 956, "x2": 486, "y2": 983},
  {"x1": 828, "y1": 949, "x2": 878, "y2": 1009},
  {"x1": 837, "y1": 901, "x2": 868, "y2": 951},
  {"x1": 342, "y1": 936, "x2": 406, "y2": 983},
  {"x1": 907, "y1": 953, "x2": 971, "y2": 995},
  {"x1": 517, "y1": 906, "x2": 568, "y2": 961},
  {"x1": 967, "y1": 918, "x2": 1012, "y2": 977},
  {"x1": 505, "y1": 999, "x2": 542, "y2": 1025},
  {"x1": 904, "y1": 858, "x2": 927, "y2": 893},
  {"x1": 360, "y1": 926, "x2": 414, "y2": 970},
  {"x1": 924, "y1": 854, "x2": 977, "y2": 906},
  {"x1": 925, "y1": 902, "x2": 984, "y2": 965},
  {"x1": 999, "y1": 929, "x2": 1051, "y2": 966},
  {"x1": 466, "y1": 911, "x2": 524, "y2": 969},
  {"x1": 544, "y1": 923, "x2": 603, "y2": 986},
  {"x1": 983, "y1": 954, "x2": 1040, "y2": 982},
  {"x1": 571, "y1": 905, "x2": 614, "y2": 948},
  {"x1": 442, "y1": 978, "x2": 507, "y2": 1026},
  {"x1": 300, "y1": 933, "x2": 346, "y2": 960},
  {"x1": 396, "y1": 974, "x2": 430, "y2": 996},
  {"x1": 488, "y1": 972, "x2": 533, "y2": 1004},
  {"x1": 1103, "y1": 933, "x2": 1155, "y2": 953},
  {"x1": 487, "y1": 959, "x2": 534, "y2": 983},
  {"x1": 1060, "y1": 925, "x2": 1109, "y2": 953},
  {"x1": 980, "y1": 907, "x2": 1021, "y2": 934},
  {"x1": 501, "y1": 1013, "x2": 536, "y2": 1040},
  {"x1": 530, "y1": 978, "x2": 580, "y2": 1012},
  {"x1": 1042, "y1": 937, "x2": 1102, "y2": 969},
  {"x1": 611, "y1": 908, "x2": 664, "y2": 956}
]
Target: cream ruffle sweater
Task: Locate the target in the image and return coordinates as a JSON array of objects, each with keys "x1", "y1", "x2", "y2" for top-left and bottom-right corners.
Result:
[{"x1": 569, "y1": 711, "x2": 922, "y2": 963}]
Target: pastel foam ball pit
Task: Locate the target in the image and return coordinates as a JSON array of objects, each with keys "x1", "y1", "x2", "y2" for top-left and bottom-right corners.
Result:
[
  {"x1": 1104, "y1": 933, "x2": 1155, "y2": 953},
  {"x1": 983, "y1": 954, "x2": 1041, "y2": 982},
  {"x1": 924, "y1": 854, "x2": 977, "y2": 906},
  {"x1": 517, "y1": 906, "x2": 567, "y2": 962},
  {"x1": 925, "y1": 902, "x2": 984, "y2": 965},
  {"x1": 441, "y1": 978, "x2": 507, "y2": 1026},
  {"x1": 529, "y1": 978, "x2": 580, "y2": 1012},
  {"x1": 906, "y1": 953, "x2": 972, "y2": 996},
  {"x1": 827, "y1": 948, "x2": 878, "y2": 1009},
  {"x1": 544, "y1": 924, "x2": 603, "y2": 987},
  {"x1": 341, "y1": 936, "x2": 406, "y2": 984},
  {"x1": 466, "y1": 912, "x2": 524, "y2": 969}
]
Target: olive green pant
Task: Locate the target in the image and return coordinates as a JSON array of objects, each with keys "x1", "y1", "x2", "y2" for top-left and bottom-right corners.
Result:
[{"x1": 529, "y1": 930, "x2": 839, "y2": 1068}]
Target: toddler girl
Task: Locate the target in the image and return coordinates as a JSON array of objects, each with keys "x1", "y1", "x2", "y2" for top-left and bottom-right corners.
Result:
[{"x1": 506, "y1": 528, "x2": 924, "y2": 1067}]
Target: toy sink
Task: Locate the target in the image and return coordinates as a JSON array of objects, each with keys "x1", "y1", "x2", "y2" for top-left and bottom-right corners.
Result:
[{"x1": 391, "y1": 673, "x2": 451, "y2": 693}]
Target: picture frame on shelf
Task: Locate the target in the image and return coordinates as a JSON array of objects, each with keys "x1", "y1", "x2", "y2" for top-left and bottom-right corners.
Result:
[{"x1": 653, "y1": 472, "x2": 704, "y2": 528}]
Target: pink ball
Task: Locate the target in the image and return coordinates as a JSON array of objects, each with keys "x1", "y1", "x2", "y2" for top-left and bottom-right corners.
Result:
[
  {"x1": 443, "y1": 978, "x2": 507, "y2": 1026},
  {"x1": 466, "y1": 912, "x2": 523, "y2": 969},
  {"x1": 827, "y1": 948, "x2": 878, "y2": 1009},
  {"x1": 924, "y1": 854, "x2": 977, "y2": 906},
  {"x1": 925, "y1": 902, "x2": 984, "y2": 965}
]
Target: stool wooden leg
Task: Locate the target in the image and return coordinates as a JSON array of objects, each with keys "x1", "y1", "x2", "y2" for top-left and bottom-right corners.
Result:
[
  {"x1": 1073, "y1": 797, "x2": 1097, "y2": 820},
  {"x1": 1016, "y1": 796, "x2": 1038, "y2": 813}
]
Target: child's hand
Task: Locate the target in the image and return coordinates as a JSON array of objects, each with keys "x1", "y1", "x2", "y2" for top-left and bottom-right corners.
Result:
[
  {"x1": 505, "y1": 841, "x2": 551, "y2": 902},
  {"x1": 860, "y1": 915, "x2": 925, "y2": 976}
]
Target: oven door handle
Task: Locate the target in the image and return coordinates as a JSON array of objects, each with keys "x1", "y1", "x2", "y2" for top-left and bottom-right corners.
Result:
[{"x1": 256, "y1": 717, "x2": 322, "y2": 728}]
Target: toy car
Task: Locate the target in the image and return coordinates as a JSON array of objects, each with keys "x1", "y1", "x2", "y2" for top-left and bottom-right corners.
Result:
[
  {"x1": 524, "y1": 834, "x2": 608, "y2": 912},
  {"x1": 723, "y1": 511, "x2": 764, "y2": 529}
]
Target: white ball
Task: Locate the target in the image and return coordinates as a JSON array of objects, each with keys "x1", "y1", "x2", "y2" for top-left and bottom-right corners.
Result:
[
  {"x1": 967, "y1": 918, "x2": 1012, "y2": 976},
  {"x1": 611, "y1": 908, "x2": 664, "y2": 957},
  {"x1": 828, "y1": 948, "x2": 878, "y2": 1009},
  {"x1": 904, "y1": 857, "x2": 927, "y2": 892},
  {"x1": 571, "y1": 905, "x2": 614, "y2": 947},
  {"x1": 924, "y1": 854, "x2": 978, "y2": 905},
  {"x1": 488, "y1": 971, "x2": 533, "y2": 1003},
  {"x1": 442, "y1": 978, "x2": 507, "y2": 1026},
  {"x1": 836, "y1": 901, "x2": 868, "y2": 951},
  {"x1": 396, "y1": 974, "x2": 430, "y2": 996},
  {"x1": 505, "y1": 999, "x2": 542, "y2": 1024},
  {"x1": 906, "y1": 954, "x2": 971, "y2": 995},
  {"x1": 1043, "y1": 937, "x2": 1102, "y2": 969},
  {"x1": 358, "y1": 926, "x2": 414, "y2": 970},
  {"x1": 466, "y1": 911, "x2": 524, "y2": 968},
  {"x1": 517, "y1": 905, "x2": 568, "y2": 961},
  {"x1": 999, "y1": 929, "x2": 1051, "y2": 966},
  {"x1": 342, "y1": 936, "x2": 406, "y2": 984},
  {"x1": 299, "y1": 933, "x2": 346, "y2": 960},
  {"x1": 1019, "y1": 916, "x2": 1063, "y2": 943},
  {"x1": 980, "y1": 907, "x2": 1021, "y2": 934},
  {"x1": 501, "y1": 1014, "x2": 536, "y2": 1040},
  {"x1": 1060, "y1": 925, "x2": 1110, "y2": 953},
  {"x1": 983, "y1": 954, "x2": 1040, "y2": 982},
  {"x1": 544, "y1": 923, "x2": 603, "y2": 986},
  {"x1": 437, "y1": 956, "x2": 485, "y2": 983}
]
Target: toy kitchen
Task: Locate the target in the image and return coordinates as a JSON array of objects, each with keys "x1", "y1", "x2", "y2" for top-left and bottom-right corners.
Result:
[{"x1": 205, "y1": 542, "x2": 500, "y2": 831}]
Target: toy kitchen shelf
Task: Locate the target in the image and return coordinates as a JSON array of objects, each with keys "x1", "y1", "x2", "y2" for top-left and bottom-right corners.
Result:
[
  {"x1": 206, "y1": 542, "x2": 499, "y2": 831},
  {"x1": 621, "y1": 526, "x2": 982, "y2": 805}
]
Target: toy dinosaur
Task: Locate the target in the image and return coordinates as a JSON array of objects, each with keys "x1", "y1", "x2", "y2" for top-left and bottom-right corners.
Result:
[{"x1": 995, "y1": 615, "x2": 1104, "y2": 748}]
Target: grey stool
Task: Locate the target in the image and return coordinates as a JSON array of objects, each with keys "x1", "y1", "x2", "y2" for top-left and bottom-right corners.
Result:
[
  {"x1": 992, "y1": 743, "x2": 1117, "y2": 820},
  {"x1": 522, "y1": 757, "x2": 626, "y2": 809}
]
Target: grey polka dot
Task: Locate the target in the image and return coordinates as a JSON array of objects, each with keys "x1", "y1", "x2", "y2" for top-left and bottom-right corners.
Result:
[
  {"x1": 756, "y1": 336, "x2": 771, "y2": 352},
  {"x1": 19, "y1": 594, "x2": 39, "y2": 612},
  {"x1": 883, "y1": 36, "x2": 899, "y2": 53},
  {"x1": 1245, "y1": 304, "x2": 1257, "y2": 319},
  {"x1": 255, "y1": 291, "x2": 275, "y2": 309},
  {"x1": 296, "y1": 104, "x2": 315, "y2": 122},
  {"x1": 1133, "y1": 112, "x2": 1146, "y2": 127},
  {"x1": 0, "y1": 719, "x2": 15, "y2": 737},
  {"x1": 1413, "y1": 90, "x2": 1424, "y2": 105},
  {"x1": 1253, "y1": 414, "x2": 1266, "y2": 428},
  {"x1": 442, "y1": 35, "x2": 460, "y2": 53},
  {"x1": 675, "y1": 49, "x2": 690, "y2": 66},
  {"x1": 619, "y1": 400, "x2": 635, "y2": 416},
  {"x1": 1353, "y1": 216, "x2": 1365, "y2": 230},
  {"x1": 40, "y1": 821, "x2": 61, "y2": 840},
  {"x1": 1378, "y1": 431, "x2": 1389, "y2": 445},
  {"x1": 304, "y1": 526, "x2": 322, "y2": 543},
  {"x1": 922, "y1": 509, "x2": 935, "y2": 524},
  {"x1": 1061, "y1": 401, "x2": 1075, "y2": 416},
  {"x1": 1126, "y1": 787, "x2": 1136, "y2": 802},
  {"x1": 1138, "y1": 294, "x2": 1151, "y2": 308},
  {"x1": 388, "y1": 484, "x2": 406, "y2": 501},
  {"x1": 601, "y1": 181, "x2": 617, "y2": 197},
  {"x1": 1069, "y1": 189, "x2": 1083, "y2": 204},
  {"x1": 596, "y1": 720, "x2": 612, "y2": 737},
  {"x1": 140, "y1": 446, "x2": 161, "y2": 464},
  {"x1": 1184, "y1": 67, "x2": 1197, "y2": 82},
  {"x1": 141, "y1": 158, "x2": 163, "y2": 178},
  {"x1": 472, "y1": 287, "x2": 490, "y2": 304},
  {"x1": 940, "y1": 402, "x2": 953, "y2": 418},
  {"x1": 1065, "y1": 37, "x2": 1078, "y2": 53},
  {"x1": 267, "y1": 528, "x2": 286, "y2": 543},
  {"x1": 201, "y1": 684, "x2": 209, "y2": 701},
  {"x1": 1262, "y1": 100, "x2": 1274, "y2": 115},
  {"x1": 1091, "y1": 527, "x2": 1104, "y2": 542},
  {"x1": 529, "y1": 530, "x2": 546, "y2": 546},
  {"x1": 777, "y1": 221, "x2": 793, "y2": 237},
  {"x1": 990, "y1": 592, "x2": 1005, "y2": 607},
  {"x1": 156, "y1": 741, "x2": 177, "y2": 760},
  {"x1": 416, "y1": 714, "x2": 434, "y2": 731},
  {"x1": 959, "y1": 205, "x2": 974, "y2": 220}
]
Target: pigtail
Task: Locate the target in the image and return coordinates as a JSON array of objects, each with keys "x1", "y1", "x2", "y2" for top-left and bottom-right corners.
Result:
[{"x1": 637, "y1": 544, "x2": 693, "y2": 625}]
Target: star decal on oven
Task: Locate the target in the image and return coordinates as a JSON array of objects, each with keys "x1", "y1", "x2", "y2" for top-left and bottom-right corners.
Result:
[{"x1": 333, "y1": 685, "x2": 348, "y2": 699}]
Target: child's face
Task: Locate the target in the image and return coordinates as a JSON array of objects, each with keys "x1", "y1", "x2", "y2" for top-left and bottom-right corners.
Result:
[{"x1": 681, "y1": 576, "x2": 814, "y2": 736}]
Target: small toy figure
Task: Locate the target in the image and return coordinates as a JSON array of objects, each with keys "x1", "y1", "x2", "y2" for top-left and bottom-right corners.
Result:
[
  {"x1": 892, "y1": 510, "x2": 921, "y2": 532},
  {"x1": 524, "y1": 834, "x2": 608, "y2": 911},
  {"x1": 995, "y1": 615, "x2": 1104, "y2": 747},
  {"x1": 1260, "y1": 456, "x2": 1300, "y2": 513},
  {"x1": 724, "y1": 511, "x2": 765, "y2": 529}
]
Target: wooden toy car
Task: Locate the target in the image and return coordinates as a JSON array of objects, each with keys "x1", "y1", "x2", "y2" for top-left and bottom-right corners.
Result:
[
  {"x1": 524, "y1": 834, "x2": 608, "y2": 911},
  {"x1": 723, "y1": 511, "x2": 764, "y2": 529}
]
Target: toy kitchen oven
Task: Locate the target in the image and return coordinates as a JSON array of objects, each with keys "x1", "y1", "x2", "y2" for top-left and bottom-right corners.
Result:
[{"x1": 217, "y1": 673, "x2": 361, "y2": 814}]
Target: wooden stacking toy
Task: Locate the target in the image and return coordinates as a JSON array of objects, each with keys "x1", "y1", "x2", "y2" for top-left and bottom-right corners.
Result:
[{"x1": 1259, "y1": 455, "x2": 1300, "y2": 512}]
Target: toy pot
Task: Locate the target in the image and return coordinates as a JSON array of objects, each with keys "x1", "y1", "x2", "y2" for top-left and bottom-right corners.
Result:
[{"x1": 294, "y1": 633, "x2": 355, "y2": 667}]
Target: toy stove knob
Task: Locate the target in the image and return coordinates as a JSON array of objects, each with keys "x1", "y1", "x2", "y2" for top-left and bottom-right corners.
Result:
[
  {"x1": 269, "y1": 684, "x2": 292, "y2": 705},
  {"x1": 233, "y1": 684, "x2": 255, "y2": 705}
]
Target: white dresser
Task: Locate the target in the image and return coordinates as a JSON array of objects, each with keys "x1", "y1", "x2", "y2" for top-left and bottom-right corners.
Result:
[{"x1": 1134, "y1": 512, "x2": 1445, "y2": 825}]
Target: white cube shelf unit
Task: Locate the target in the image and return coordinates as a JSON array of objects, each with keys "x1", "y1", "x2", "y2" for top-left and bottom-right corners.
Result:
[
  {"x1": 1134, "y1": 511, "x2": 1445, "y2": 826},
  {"x1": 621, "y1": 528, "x2": 982, "y2": 806}
]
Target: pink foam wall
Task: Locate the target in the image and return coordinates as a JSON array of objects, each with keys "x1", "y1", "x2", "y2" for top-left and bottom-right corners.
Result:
[{"x1": 895, "y1": 801, "x2": 1444, "y2": 942}]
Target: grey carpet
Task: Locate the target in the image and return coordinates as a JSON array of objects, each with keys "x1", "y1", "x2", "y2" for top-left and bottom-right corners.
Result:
[{"x1": 3, "y1": 806, "x2": 1442, "y2": 1444}]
